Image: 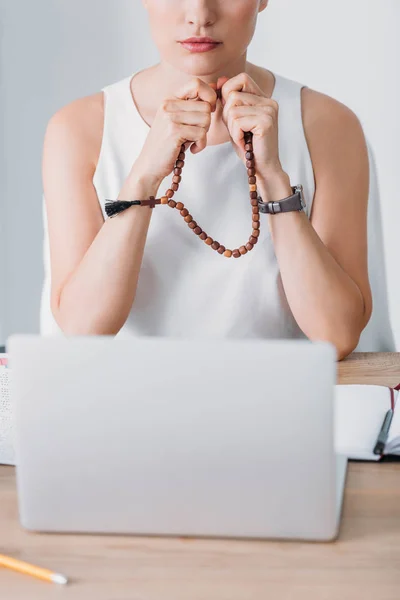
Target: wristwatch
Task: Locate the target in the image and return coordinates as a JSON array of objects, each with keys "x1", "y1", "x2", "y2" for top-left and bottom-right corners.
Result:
[{"x1": 257, "y1": 184, "x2": 306, "y2": 214}]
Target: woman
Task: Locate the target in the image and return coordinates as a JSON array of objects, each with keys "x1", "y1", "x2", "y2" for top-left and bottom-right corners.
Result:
[{"x1": 42, "y1": 0, "x2": 372, "y2": 360}]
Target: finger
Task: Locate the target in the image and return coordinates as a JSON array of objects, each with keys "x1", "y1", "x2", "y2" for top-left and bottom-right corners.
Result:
[
  {"x1": 220, "y1": 72, "x2": 264, "y2": 107},
  {"x1": 175, "y1": 77, "x2": 218, "y2": 112}
]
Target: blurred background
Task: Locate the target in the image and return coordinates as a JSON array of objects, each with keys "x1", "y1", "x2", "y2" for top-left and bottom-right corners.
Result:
[{"x1": 0, "y1": 0, "x2": 399, "y2": 349}]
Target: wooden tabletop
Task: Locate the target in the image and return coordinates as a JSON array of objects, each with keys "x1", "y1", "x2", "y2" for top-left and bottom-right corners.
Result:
[{"x1": 1, "y1": 352, "x2": 400, "y2": 599}]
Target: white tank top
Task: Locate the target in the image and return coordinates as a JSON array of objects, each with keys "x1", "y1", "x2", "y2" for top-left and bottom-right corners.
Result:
[{"x1": 41, "y1": 69, "x2": 316, "y2": 339}]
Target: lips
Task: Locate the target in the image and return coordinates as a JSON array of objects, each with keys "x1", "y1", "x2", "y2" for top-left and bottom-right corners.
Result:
[{"x1": 180, "y1": 39, "x2": 221, "y2": 53}]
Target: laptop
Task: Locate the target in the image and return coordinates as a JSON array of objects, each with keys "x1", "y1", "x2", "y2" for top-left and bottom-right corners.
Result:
[{"x1": 7, "y1": 334, "x2": 347, "y2": 541}]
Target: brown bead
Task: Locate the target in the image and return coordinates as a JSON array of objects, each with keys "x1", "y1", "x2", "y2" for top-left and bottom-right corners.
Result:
[
  {"x1": 166, "y1": 189, "x2": 174, "y2": 198},
  {"x1": 161, "y1": 197, "x2": 169, "y2": 205},
  {"x1": 176, "y1": 160, "x2": 184, "y2": 168},
  {"x1": 252, "y1": 221, "x2": 260, "y2": 230},
  {"x1": 181, "y1": 143, "x2": 186, "y2": 151},
  {"x1": 217, "y1": 245, "x2": 226, "y2": 254},
  {"x1": 250, "y1": 191, "x2": 258, "y2": 199},
  {"x1": 251, "y1": 199, "x2": 258, "y2": 206},
  {"x1": 247, "y1": 168, "x2": 255, "y2": 176},
  {"x1": 249, "y1": 184, "x2": 257, "y2": 192},
  {"x1": 200, "y1": 232, "x2": 207, "y2": 241},
  {"x1": 245, "y1": 151, "x2": 254, "y2": 160},
  {"x1": 178, "y1": 152, "x2": 185, "y2": 160},
  {"x1": 184, "y1": 214, "x2": 193, "y2": 223},
  {"x1": 173, "y1": 175, "x2": 182, "y2": 184},
  {"x1": 252, "y1": 229, "x2": 260, "y2": 237},
  {"x1": 205, "y1": 237, "x2": 213, "y2": 245},
  {"x1": 244, "y1": 133, "x2": 252, "y2": 144},
  {"x1": 239, "y1": 246, "x2": 247, "y2": 255},
  {"x1": 174, "y1": 167, "x2": 182, "y2": 175},
  {"x1": 249, "y1": 236, "x2": 258, "y2": 245},
  {"x1": 248, "y1": 176, "x2": 256, "y2": 184},
  {"x1": 246, "y1": 160, "x2": 254, "y2": 169},
  {"x1": 211, "y1": 241, "x2": 220, "y2": 250},
  {"x1": 224, "y1": 250, "x2": 233, "y2": 257},
  {"x1": 171, "y1": 183, "x2": 179, "y2": 191},
  {"x1": 168, "y1": 200, "x2": 177, "y2": 208},
  {"x1": 252, "y1": 206, "x2": 259, "y2": 214},
  {"x1": 180, "y1": 208, "x2": 189, "y2": 217},
  {"x1": 188, "y1": 221, "x2": 197, "y2": 229},
  {"x1": 176, "y1": 202, "x2": 184, "y2": 210},
  {"x1": 253, "y1": 213, "x2": 260, "y2": 221},
  {"x1": 232, "y1": 250, "x2": 241, "y2": 258},
  {"x1": 194, "y1": 226, "x2": 202, "y2": 235},
  {"x1": 245, "y1": 143, "x2": 253, "y2": 152},
  {"x1": 246, "y1": 242, "x2": 254, "y2": 251}
]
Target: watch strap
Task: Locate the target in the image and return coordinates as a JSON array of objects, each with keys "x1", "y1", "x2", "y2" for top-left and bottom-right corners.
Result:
[{"x1": 258, "y1": 186, "x2": 305, "y2": 214}]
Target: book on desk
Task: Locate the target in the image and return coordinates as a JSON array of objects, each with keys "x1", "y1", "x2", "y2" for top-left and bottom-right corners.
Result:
[{"x1": 1, "y1": 352, "x2": 400, "y2": 465}]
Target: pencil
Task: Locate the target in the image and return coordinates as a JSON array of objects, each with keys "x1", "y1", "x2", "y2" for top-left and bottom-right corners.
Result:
[{"x1": 0, "y1": 553, "x2": 68, "y2": 584}]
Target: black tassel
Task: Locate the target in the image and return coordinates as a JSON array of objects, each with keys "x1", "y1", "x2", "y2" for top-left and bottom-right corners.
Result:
[{"x1": 104, "y1": 199, "x2": 141, "y2": 218}]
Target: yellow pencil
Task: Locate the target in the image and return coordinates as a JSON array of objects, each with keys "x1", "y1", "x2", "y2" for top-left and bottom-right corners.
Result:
[{"x1": 0, "y1": 553, "x2": 68, "y2": 585}]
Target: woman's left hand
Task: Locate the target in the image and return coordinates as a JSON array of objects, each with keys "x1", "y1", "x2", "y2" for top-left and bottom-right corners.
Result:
[{"x1": 215, "y1": 73, "x2": 283, "y2": 178}]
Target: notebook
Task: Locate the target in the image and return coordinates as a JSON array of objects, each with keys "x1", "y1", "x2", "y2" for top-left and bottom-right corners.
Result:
[
  {"x1": 0, "y1": 355, "x2": 14, "y2": 465},
  {"x1": 335, "y1": 383, "x2": 400, "y2": 461}
]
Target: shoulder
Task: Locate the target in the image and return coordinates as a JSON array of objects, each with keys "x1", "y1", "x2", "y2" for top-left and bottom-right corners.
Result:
[
  {"x1": 43, "y1": 91, "x2": 105, "y2": 173},
  {"x1": 300, "y1": 86, "x2": 369, "y2": 170}
]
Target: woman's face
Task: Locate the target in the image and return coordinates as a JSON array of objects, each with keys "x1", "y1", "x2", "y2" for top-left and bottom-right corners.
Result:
[{"x1": 142, "y1": 0, "x2": 268, "y2": 76}]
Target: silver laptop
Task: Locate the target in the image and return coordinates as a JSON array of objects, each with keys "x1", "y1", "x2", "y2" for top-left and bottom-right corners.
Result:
[{"x1": 8, "y1": 334, "x2": 347, "y2": 541}]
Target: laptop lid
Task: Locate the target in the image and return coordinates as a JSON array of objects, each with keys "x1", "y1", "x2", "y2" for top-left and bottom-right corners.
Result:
[{"x1": 8, "y1": 334, "x2": 339, "y2": 540}]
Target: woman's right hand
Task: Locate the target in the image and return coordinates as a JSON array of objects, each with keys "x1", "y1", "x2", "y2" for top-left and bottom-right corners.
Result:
[{"x1": 133, "y1": 77, "x2": 219, "y2": 184}]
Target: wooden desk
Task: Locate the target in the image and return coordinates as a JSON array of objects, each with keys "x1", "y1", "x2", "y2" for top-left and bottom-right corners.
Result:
[{"x1": 1, "y1": 352, "x2": 400, "y2": 599}]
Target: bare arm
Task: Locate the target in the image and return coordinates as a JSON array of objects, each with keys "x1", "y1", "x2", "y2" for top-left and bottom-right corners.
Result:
[
  {"x1": 43, "y1": 94, "x2": 162, "y2": 335},
  {"x1": 256, "y1": 89, "x2": 372, "y2": 361}
]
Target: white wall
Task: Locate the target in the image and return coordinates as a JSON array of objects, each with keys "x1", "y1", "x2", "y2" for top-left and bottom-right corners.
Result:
[{"x1": 0, "y1": 0, "x2": 399, "y2": 348}]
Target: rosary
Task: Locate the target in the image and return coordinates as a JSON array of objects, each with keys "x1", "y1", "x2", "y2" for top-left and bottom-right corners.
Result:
[{"x1": 105, "y1": 89, "x2": 263, "y2": 259}]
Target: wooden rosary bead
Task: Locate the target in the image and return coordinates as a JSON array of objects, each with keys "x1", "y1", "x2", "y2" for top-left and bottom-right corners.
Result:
[{"x1": 151, "y1": 131, "x2": 266, "y2": 259}]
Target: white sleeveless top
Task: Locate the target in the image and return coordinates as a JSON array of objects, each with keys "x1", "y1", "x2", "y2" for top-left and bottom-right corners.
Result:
[
  {"x1": 40, "y1": 69, "x2": 397, "y2": 350},
  {"x1": 40, "y1": 69, "x2": 316, "y2": 339}
]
